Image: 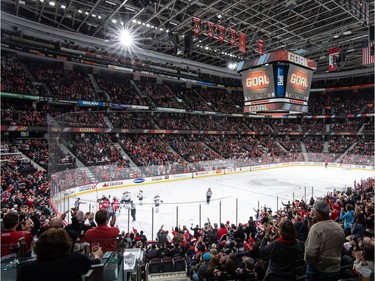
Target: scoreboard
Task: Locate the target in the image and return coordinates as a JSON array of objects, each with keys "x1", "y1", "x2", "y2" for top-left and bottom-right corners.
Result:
[{"x1": 237, "y1": 51, "x2": 316, "y2": 115}]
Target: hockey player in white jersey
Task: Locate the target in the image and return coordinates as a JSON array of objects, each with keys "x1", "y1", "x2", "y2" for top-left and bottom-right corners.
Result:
[
  {"x1": 154, "y1": 195, "x2": 163, "y2": 213},
  {"x1": 121, "y1": 191, "x2": 132, "y2": 209},
  {"x1": 137, "y1": 190, "x2": 144, "y2": 206}
]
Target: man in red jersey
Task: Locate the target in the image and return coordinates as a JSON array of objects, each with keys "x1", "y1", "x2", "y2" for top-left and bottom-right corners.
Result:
[
  {"x1": 1, "y1": 212, "x2": 32, "y2": 258},
  {"x1": 85, "y1": 210, "x2": 119, "y2": 253}
]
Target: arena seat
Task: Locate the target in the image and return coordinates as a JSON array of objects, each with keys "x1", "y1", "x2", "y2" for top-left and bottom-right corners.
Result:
[
  {"x1": 147, "y1": 258, "x2": 161, "y2": 274},
  {"x1": 161, "y1": 257, "x2": 174, "y2": 272}
]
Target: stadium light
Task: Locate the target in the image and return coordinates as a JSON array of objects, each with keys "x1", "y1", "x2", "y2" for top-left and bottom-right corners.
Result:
[
  {"x1": 119, "y1": 29, "x2": 133, "y2": 47},
  {"x1": 228, "y1": 62, "x2": 237, "y2": 70}
]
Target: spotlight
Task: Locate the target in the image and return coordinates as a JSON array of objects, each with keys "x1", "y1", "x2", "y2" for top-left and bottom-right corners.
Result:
[{"x1": 119, "y1": 29, "x2": 133, "y2": 46}]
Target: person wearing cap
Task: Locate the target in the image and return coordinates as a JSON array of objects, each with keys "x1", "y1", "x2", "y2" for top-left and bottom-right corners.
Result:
[
  {"x1": 192, "y1": 252, "x2": 211, "y2": 281},
  {"x1": 304, "y1": 200, "x2": 345, "y2": 281}
]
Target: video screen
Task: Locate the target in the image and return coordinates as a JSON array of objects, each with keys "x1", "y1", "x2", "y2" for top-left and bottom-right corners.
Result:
[
  {"x1": 244, "y1": 101, "x2": 308, "y2": 114},
  {"x1": 241, "y1": 65, "x2": 275, "y2": 101},
  {"x1": 285, "y1": 65, "x2": 313, "y2": 101}
]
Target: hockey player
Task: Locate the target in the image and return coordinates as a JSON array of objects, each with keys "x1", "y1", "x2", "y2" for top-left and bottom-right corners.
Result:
[
  {"x1": 112, "y1": 197, "x2": 120, "y2": 214},
  {"x1": 121, "y1": 191, "x2": 132, "y2": 209},
  {"x1": 206, "y1": 188, "x2": 212, "y2": 204},
  {"x1": 137, "y1": 190, "x2": 144, "y2": 206},
  {"x1": 154, "y1": 195, "x2": 163, "y2": 213}
]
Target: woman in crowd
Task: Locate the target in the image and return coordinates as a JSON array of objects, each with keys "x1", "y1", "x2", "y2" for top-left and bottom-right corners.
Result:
[
  {"x1": 260, "y1": 219, "x2": 302, "y2": 281},
  {"x1": 340, "y1": 203, "x2": 355, "y2": 236},
  {"x1": 17, "y1": 228, "x2": 102, "y2": 281}
]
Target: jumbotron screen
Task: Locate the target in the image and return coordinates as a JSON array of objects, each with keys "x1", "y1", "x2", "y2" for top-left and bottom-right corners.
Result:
[
  {"x1": 285, "y1": 64, "x2": 313, "y2": 101},
  {"x1": 242, "y1": 65, "x2": 275, "y2": 102},
  {"x1": 238, "y1": 51, "x2": 316, "y2": 114}
]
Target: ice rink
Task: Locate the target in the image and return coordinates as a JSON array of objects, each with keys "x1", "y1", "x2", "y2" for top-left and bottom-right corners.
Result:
[{"x1": 70, "y1": 166, "x2": 373, "y2": 240}]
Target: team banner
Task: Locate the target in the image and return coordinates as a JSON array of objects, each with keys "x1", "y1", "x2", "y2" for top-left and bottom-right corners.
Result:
[
  {"x1": 239, "y1": 32, "x2": 246, "y2": 53},
  {"x1": 258, "y1": 39, "x2": 264, "y2": 55},
  {"x1": 230, "y1": 28, "x2": 236, "y2": 46},
  {"x1": 192, "y1": 17, "x2": 201, "y2": 37},
  {"x1": 206, "y1": 21, "x2": 215, "y2": 40},
  {"x1": 217, "y1": 25, "x2": 226, "y2": 44},
  {"x1": 328, "y1": 47, "x2": 340, "y2": 71}
]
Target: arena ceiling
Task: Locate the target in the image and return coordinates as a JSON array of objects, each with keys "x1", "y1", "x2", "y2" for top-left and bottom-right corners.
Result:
[{"x1": 1, "y1": 0, "x2": 374, "y2": 73}]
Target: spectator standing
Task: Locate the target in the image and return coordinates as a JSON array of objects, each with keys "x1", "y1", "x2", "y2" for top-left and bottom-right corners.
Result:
[
  {"x1": 260, "y1": 219, "x2": 302, "y2": 281},
  {"x1": 206, "y1": 188, "x2": 212, "y2": 204},
  {"x1": 304, "y1": 200, "x2": 345, "y2": 281},
  {"x1": 156, "y1": 225, "x2": 167, "y2": 248},
  {"x1": 340, "y1": 203, "x2": 355, "y2": 236},
  {"x1": 64, "y1": 210, "x2": 92, "y2": 243},
  {"x1": 85, "y1": 210, "x2": 119, "y2": 253},
  {"x1": 1, "y1": 212, "x2": 33, "y2": 258}
]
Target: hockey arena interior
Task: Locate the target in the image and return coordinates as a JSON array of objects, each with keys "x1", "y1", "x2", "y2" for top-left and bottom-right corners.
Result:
[{"x1": 1, "y1": 0, "x2": 374, "y2": 281}]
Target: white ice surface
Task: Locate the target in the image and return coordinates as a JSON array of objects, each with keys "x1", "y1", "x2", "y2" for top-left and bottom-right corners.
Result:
[{"x1": 68, "y1": 166, "x2": 374, "y2": 240}]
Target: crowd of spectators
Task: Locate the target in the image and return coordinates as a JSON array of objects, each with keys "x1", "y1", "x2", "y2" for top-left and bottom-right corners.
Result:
[
  {"x1": 300, "y1": 119, "x2": 326, "y2": 133},
  {"x1": 139, "y1": 80, "x2": 184, "y2": 109},
  {"x1": 108, "y1": 111, "x2": 155, "y2": 129},
  {"x1": 28, "y1": 62, "x2": 97, "y2": 101},
  {"x1": 17, "y1": 139, "x2": 49, "y2": 170},
  {"x1": 328, "y1": 136, "x2": 357, "y2": 155},
  {"x1": 1, "y1": 53, "x2": 38, "y2": 96},
  {"x1": 58, "y1": 111, "x2": 107, "y2": 128},
  {"x1": 274, "y1": 136, "x2": 302, "y2": 153},
  {"x1": 330, "y1": 119, "x2": 363, "y2": 132},
  {"x1": 118, "y1": 134, "x2": 184, "y2": 167},
  {"x1": 176, "y1": 89, "x2": 212, "y2": 111},
  {"x1": 166, "y1": 135, "x2": 222, "y2": 163},
  {"x1": 1, "y1": 101, "x2": 47, "y2": 127},
  {"x1": 94, "y1": 72, "x2": 147, "y2": 106},
  {"x1": 70, "y1": 134, "x2": 124, "y2": 166},
  {"x1": 197, "y1": 88, "x2": 241, "y2": 113}
]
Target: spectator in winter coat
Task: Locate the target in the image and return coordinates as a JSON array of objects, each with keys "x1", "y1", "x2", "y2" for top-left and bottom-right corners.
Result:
[
  {"x1": 260, "y1": 219, "x2": 302, "y2": 281},
  {"x1": 305, "y1": 200, "x2": 345, "y2": 281}
]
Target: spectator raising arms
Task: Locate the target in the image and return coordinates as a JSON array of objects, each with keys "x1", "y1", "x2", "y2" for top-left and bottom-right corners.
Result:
[{"x1": 84, "y1": 210, "x2": 119, "y2": 253}]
